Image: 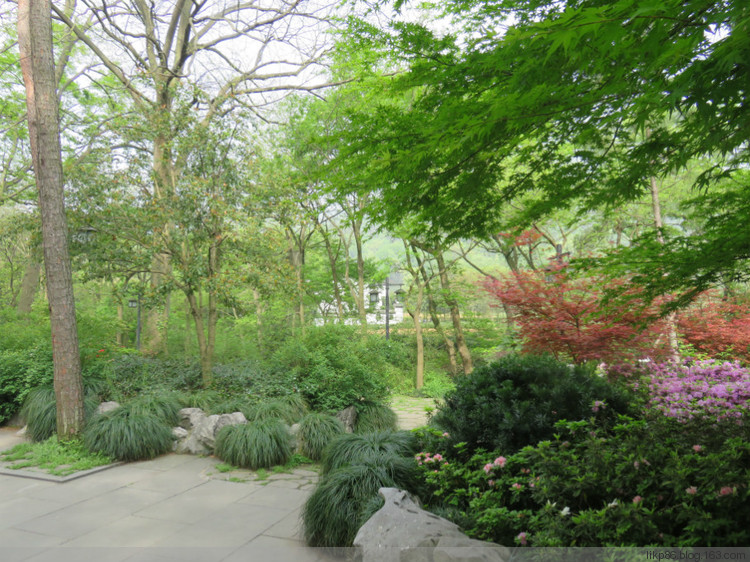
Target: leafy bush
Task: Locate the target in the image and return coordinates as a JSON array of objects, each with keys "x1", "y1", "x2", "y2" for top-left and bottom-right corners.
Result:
[
  {"x1": 354, "y1": 401, "x2": 397, "y2": 433},
  {"x1": 321, "y1": 430, "x2": 417, "y2": 476},
  {"x1": 269, "y1": 325, "x2": 391, "y2": 412},
  {"x1": 430, "y1": 354, "x2": 635, "y2": 456},
  {"x1": 83, "y1": 406, "x2": 173, "y2": 461},
  {"x1": 103, "y1": 354, "x2": 202, "y2": 399},
  {"x1": 208, "y1": 396, "x2": 256, "y2": 417},
  {"x1": 416, "y1": 415, "x2": 750, "y2": 547},
  {"x1": 302, "y1": 455, "x2": 420, "y2": 548},
  {"x1": 214, "y1": 419, "x2": 293, "y2": 470},
  {"x1": 297, "y1": 413, "x2": 345, "y2": 460},
  {"x1": 21, "y1": 386, "x2": 98, "y2": 442},
  {"x1": 417, "y1": 370, "x2": 456, "y2": 399},
  {"x1": 0, "y1": 345, "x2": 54, "y2": 424}
]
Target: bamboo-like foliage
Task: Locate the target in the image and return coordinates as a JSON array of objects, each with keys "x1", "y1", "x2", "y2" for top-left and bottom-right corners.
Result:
[
  {"x1": 320, "y1": 430, "x2": 416, "y2": 476},
  {"x1": 214, "y1": 419, "x2": 293, "y2": 470},
  {"x1": 297, "y1": 412, "x2": 345, "y2": 461},
  {"x1": 355, "y1": 402, "x2": 398, "y2": 433},
  {"x1": 83, "y1": 407, "x2": 173, "y2": 461}
]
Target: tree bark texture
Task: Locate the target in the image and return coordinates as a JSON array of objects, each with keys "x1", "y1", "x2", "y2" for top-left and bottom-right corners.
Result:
[
  {"x1": 435, "y1": 250, "x2": 473, "y2": 374},
  {"x1": 18, "y1": 0, "x2": 84, "y2": 438},
  {"x1": 16, "y1": 260, "x2": 41, "y2": 315}
]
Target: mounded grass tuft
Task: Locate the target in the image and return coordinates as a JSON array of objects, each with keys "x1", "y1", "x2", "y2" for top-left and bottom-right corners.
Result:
[
  {"x1": 126, "y1": 393, "x2": 181, "y2": 426},
  {"x1": 214, "y1": 419, "x2": 293, "y2": 470},
  {"x1": 276, "y1": 394, "x2": 308, "y2": 421},
  {"x1": 302, "y1": 456, "x2": 418, "y2": 548},
  {"x1": 297, "y1": 412, "x2": 345, "y2": 461},
  {"x1": 321, "y1": 430, "x2": 417, "y2": 476},
  {"x1": 83, "y1": 407, "x2": 173, "y2": 461},
  {"x1": 244, "y1": 400, "x2": 299, "y2": 424},
  {"x1": 208, "y1": 397, "x2": 256, "y2": 418},
  {"x1": 354, "y1": 401, "x2": 398, "y2": 433},
  {"x1": 21, "y1": 387, "x2": 98, "y2": 442}
]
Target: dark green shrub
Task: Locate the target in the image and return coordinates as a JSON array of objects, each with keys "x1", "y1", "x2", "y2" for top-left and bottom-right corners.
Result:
[
  {"x1": 208, "y1": 397, "x2": 256, "y2": 418},
  {"x1": 21, "y1": 386, "x2": 98, "y2": 442},
  {"x1": 269, "y1": 325, "x2": 390, "y2": 412},
  {"x1": 430, "y1": 354, "x2": 636, "y2": 456},
  {"x1": 321, "y1": 430, "x2": 417, "y2": 476},
  {"x1": 416, "y1": 415, "x2": 750, "y2": 547},
  {"x1": 354, "y1": 401, "x2": 398, "y2": 433},
  {"x1": 302, "y1": 456, "x2": 419, "y2": 548},
  {"x1": 176, "y1": 389, "x2": 223, "y2": 411},
  {"x1": 0, "y1": 345, "x2": 54, "y2": 424},
  {"x1": 103, "y1": 354, "x2": 202, "y2": 399},
  {"x1": 126, "y1": 393, "x2": 182, "y2": 426},
  {"x1": 297, "y1": 413, "x2": 345, "y2": 460},
  {"x1": 214, "y1": 419, "x2": 293, "y2": 469},
  {"x1": 83, "y1": 406, "x2": 173, "y2": 461}
]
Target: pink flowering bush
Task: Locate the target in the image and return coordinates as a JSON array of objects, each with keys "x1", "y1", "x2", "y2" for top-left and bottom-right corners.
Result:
[
  {"x1": 644, "y1": 360, "x2": 750, "y2": 423},
  {"x1": 414, "y1": 415, "x2": 750, "y2": 547}
]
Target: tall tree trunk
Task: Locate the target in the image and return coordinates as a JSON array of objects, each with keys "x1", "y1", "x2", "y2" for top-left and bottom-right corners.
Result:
[
  {"x1": 650, "y1": 175, "x2": 680, "y2": 362},
  {"x1": 352, "y1": 219, "x2": 367, "y2": 325},
  {"x1": 415, "y1": 247, "x2": 458, "y2": 376},
  {"x1": 16, "y1": 260, "x2": 41, "y2": 315},
  {"x1": 253, "y1": 288, "x2": 265, "y2": 355},
  {"x1": 116, "y1": 300, "x2": 124, "y2": 346},
  {"x1": 18, "y1": 0, "x2": 84, "y2": 438},
  {"x1": 184, "y1": 296, "x2": 191, "y2": 354},
  {"x1": 406, "y1": 288, "x2": 425, "y2": 389},
  {"x1": 323, "y1": 232, "x2": 344, "y2": 321},
  {"x1": 435, "y1": 250, "x2": 473, "y2": 374},
  {"x1": 186, "y1": 290, "x2": 212, "y2": 386}
]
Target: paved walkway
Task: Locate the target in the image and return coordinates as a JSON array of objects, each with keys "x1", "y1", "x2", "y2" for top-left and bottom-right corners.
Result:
[{"x1": 0, "y1": 397, "x2": 433, "y2": 561}]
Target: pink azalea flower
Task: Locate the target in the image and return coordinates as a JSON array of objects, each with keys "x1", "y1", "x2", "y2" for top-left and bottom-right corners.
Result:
[
  {"x1": 693, "y1": 445, "x2": 702, "y2": 453},
  {"x1": 686, "y1": 486, "x2": 697, "y2": 495},
  {"x1": 517, "y1": 532, "x2": 528, "y2": 546},
  {"x1": 632, "y1": 496, "x2": 643, "y2": 504},
  {"x1": 719, "y1": 486, "x2": 734, "y2": 496},
  {"x1": 488, "y1": 480, "x2": 495, "y2": 487},
  {"x1": 512, "y1": 483, "x2": 522, "y2": 490},
  {"x1": 483, "y1": 463, "x2": 493, "y2": 474},
  {"x1": 493, "y1": 456, "x2": 507, "y2": 468}
]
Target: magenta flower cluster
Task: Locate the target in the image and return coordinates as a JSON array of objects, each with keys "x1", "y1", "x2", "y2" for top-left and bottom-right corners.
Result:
[
  {"x1": 415, "y1": 452, "x2": 448, "y2": 468},
  {"x1": 645, "y1": 360, "x2": 750, "y2": 422}
]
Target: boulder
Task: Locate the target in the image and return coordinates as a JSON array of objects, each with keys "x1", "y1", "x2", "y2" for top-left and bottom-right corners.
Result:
[
  {"x1": 215, "y1": 412, "x2": 247, "y2": 435},
  {"x1": 178, "y1": 407, "x2": 206, "y2": 430},
  {"x1": 174, "y1": 431, "x2": 211, "y2": 455},
  {"x1": 96, "y1": 401, "x2": 120, "y2": 415},
  {"x1": 353, "y1": 488, "x2": 509, "y2": 562},
  {"x1": 336, "y1": 406, "x2": 358, "y2": 433}
]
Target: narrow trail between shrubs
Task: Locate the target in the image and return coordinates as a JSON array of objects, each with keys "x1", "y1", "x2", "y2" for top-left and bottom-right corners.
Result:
[{"x1": 390, "y1": 395, "x2": 435, "y2": 430}]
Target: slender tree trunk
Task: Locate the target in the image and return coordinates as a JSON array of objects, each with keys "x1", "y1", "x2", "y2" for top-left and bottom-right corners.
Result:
[
  {"x1": 16, "y1": 260, "x2": 41, "y2": 315},
  {"x1": 352, "y1": 219, "x2": 367, "y2": 325},
  {"x1": 116, "y1": 301, "x2": 124, "y2": 346},
  {"x1": 184, "y1": 296, "x2": 191, "y2": 354},
  {"x1": 407, "y1": 290, "x2": 425, "y2": 389},
  {"x1": 435, "y1": 250, "x2": 473, "y2": 374},
  {"x1": 186, "y1": 290, "x2": 212, "y2": 386},
  {"x1": 253, "y1": 288, "x2": 265, "y2": 355},
  {"x1": 323, "y1": 233, "x2": 344, "y2": 321},
  {"x1": 18, "y1": 0, "x2": 84, "y2": 438},
  {"x1": 650, "y1": 175, "x2": 680, "y2": 362},
  {"x1": 415, "y1": 247, "x2": 458, "y2": 376}
]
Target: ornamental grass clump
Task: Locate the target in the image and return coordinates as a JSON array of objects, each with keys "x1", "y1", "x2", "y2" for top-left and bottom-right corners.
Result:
[
  {"x1": 321, "y1": 430, "x2": 416, "y2": 476},
  {"x1": 83, "y1": 406, "x2": 173, "y2": 461},
  {"x1": 214, "y1": 419, "x2": 293, "y2": 469},
  {"x1": 22, "y1": 386, "x2": 98, "y2": 442},
  {"x1": 645, "y1": 360, "x2": 750, "y2": 423},
  {"x1": 302, "y1": 455, "x2": 419, "y2": 548},
  {"x1": 354, "y1": 401, "x2": 398, "y2": 433},
  {"x1": 297, "y1": 412, "x2": 345, "y2": 460},
  {"x1": 244, "y1": 400, "x2": 301, "y2": 424},
  {"x1": 126, "y1": 392, "x2": 181, "y2": 426}
]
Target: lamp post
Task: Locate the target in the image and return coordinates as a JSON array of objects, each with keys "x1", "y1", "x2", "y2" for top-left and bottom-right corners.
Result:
[{"x1": 385, "y1": 272, "x2": 404, "y2": 340}]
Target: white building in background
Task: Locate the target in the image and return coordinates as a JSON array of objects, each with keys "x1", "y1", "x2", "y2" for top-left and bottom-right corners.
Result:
[{"x1": 314, "y1": 272, "x2": 407, "y2": 326}]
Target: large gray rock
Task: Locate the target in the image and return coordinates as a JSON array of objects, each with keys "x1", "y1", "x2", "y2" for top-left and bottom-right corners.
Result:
[
  {"x1": 96, "y1": 401, "x2": 120, "y2": 415},
  {"x1": 353, "y1": 488, "x2": 509, "y2": 562},
  {"x1": 336, "y1": 406, "x2": 358, "y2": 433},
  {"x1": 173, "y1": 409, "x2": 247, "y2": 454},
  {"x1": 178, "y1": 407, "x2": 206, "y2": 430}
]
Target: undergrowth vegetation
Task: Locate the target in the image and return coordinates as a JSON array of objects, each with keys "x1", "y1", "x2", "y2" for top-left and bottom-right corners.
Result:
[{"x1": 214, "y1": 419, "x2": 293, "y2": 470}]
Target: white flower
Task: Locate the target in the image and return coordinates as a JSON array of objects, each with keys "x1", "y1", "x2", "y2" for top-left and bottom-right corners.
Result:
[
  {"x1": 607, "y1": 500, "x2": 619, "y2": 508},
  {"x1": 560, "y1": 507, "x2": 570, "y2": 516}
]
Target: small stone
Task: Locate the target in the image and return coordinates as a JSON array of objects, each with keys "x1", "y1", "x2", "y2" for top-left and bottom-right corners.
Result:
[
  {"x1": 96, "y1": 401, "x2": 120, "y2": 415},
  {"x1": 16, "y1": 425, "x2": 27, "y2": 437},
  {"x1": 172, "y1": 427, "x2": 188, "y2": 439}
]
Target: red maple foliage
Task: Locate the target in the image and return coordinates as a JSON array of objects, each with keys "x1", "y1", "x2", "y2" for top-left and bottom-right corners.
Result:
[
  {"x1": 677, "y1": 292, "x2": 750, "y2": 362},
  {"x1": 484, "y1": 267, "x2": 672, "y2": 364}
]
